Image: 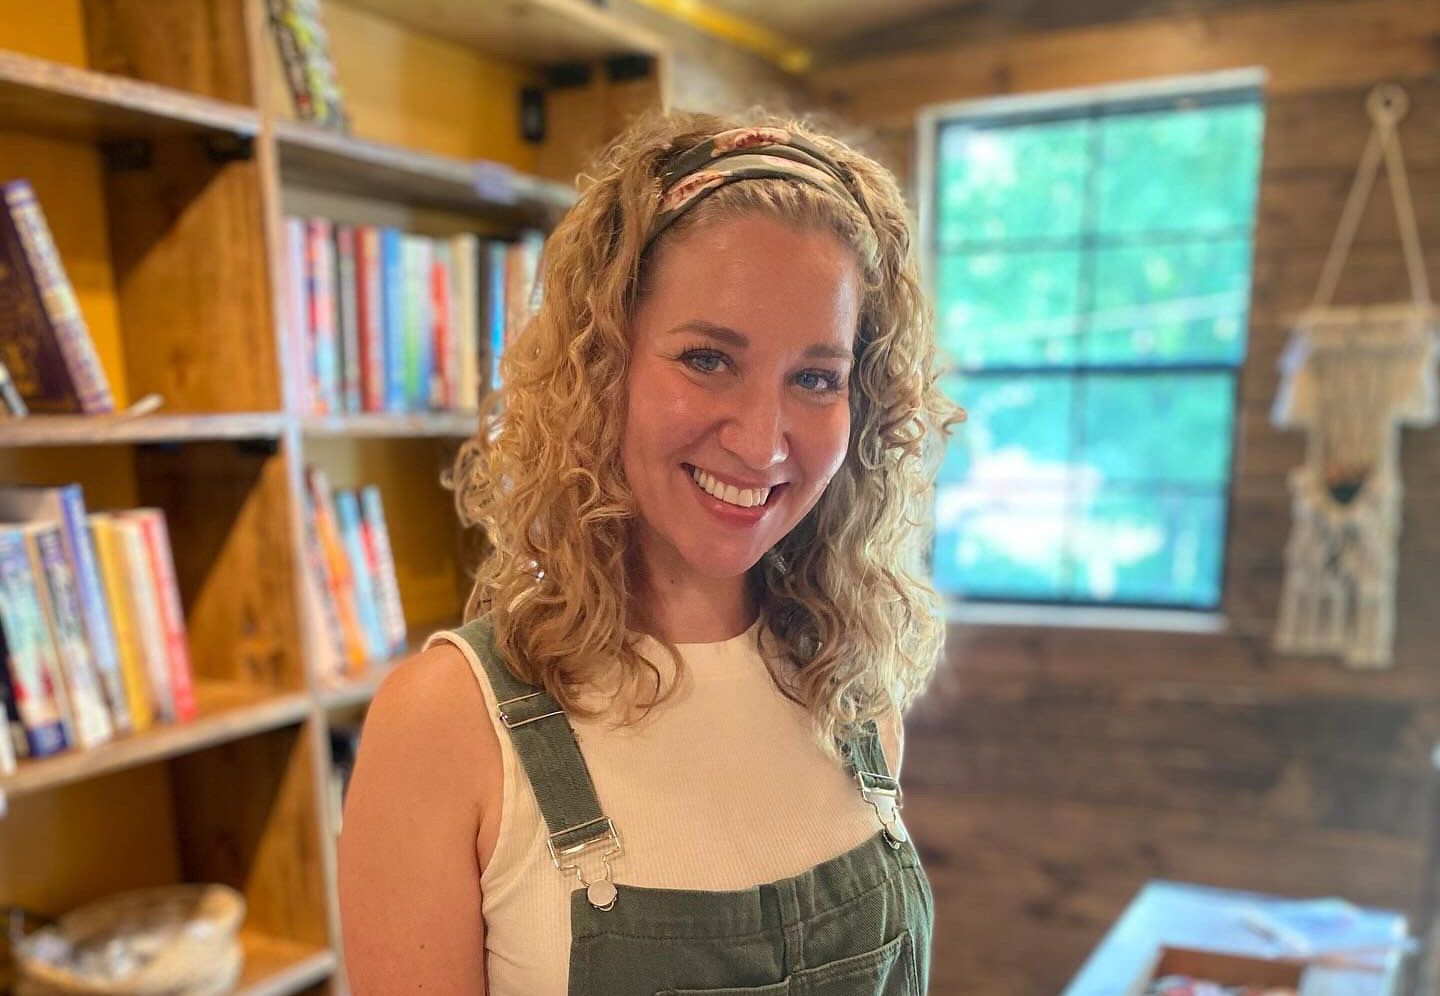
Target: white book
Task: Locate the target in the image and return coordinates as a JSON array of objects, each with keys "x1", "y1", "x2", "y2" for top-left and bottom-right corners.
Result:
[
  {"x1": 450, "y1": 233, "x2": 479, "y2": 412},
  {"x1": 115, "y1": 518, "x2": 176, "y2": 723}
]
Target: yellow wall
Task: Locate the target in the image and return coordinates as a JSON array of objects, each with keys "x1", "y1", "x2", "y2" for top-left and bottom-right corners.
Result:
[{"x1": 267, "y1": 0, "x2": 540, "y2": 172}]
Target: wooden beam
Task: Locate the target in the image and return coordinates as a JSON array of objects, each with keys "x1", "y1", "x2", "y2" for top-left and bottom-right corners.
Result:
[{"x1": 809, "y1": 0, "x2": 1440, "y2": 125}]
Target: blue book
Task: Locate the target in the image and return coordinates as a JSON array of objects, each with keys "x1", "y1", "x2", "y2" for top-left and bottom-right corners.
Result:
[
  {"x1": 333, "y1": 489, "x2": 388, "y2": 663},
  {"x1": 0, "y1": 484, "x2": 130, "y2": 734},
  {"x1": 380, "y1": 228, "x2": 406, "y2": 413},
  {"x1": 487, "y1": 240, "x2": 507, "y2": 389},
  {"x1": 0, "y1": 526, "x2": 68, "y2": 757}
]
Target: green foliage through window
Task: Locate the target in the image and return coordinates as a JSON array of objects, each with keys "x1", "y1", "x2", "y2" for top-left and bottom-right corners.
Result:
[{"x1": 930, "y1": 84, "x2": 1265, "y2": 610}]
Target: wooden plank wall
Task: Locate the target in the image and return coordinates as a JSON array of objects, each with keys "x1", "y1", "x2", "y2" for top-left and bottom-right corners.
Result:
[{"x1": 808, "y1": 6, "x2": 1440, "y2": 994}]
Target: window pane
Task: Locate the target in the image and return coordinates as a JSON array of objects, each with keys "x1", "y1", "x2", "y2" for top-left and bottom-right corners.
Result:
[
  {"x1": 1085, "y1": 238, "x2": 1252, "y2": 365},
  {"x1": 937, "y1": 251, "x2": 1081, "y2": 367},
  {"x1": 1069, "y1": 489, "x2": 1226, "y2": 607},
  {"x1": 1096, "y1": 102, "x2": 1264, "y2": 235},
  {"x1": 934, "y1": 488, "x2": 1070, "y2": 600},
  {"x1": 937, "y1": 118, "x2": 1091, "y2": 247},
  {"x1": 941, "y1": 373, "x2": 1076, "y2": 481},
  {"x1": 1078, "y1": 372, "x2": 1237, "y2": 487}
]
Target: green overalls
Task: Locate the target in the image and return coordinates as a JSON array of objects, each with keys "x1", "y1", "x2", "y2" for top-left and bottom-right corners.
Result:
[{"x1": 453, "y1": 616, "x2": 935, "y2": 996}]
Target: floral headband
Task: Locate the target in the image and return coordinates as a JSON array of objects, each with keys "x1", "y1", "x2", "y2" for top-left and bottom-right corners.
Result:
[{"x1": 643, "y1": 126, "x2": 864, "y2": 251}]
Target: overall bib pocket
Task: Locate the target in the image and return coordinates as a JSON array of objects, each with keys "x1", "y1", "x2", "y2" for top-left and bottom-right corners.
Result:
[{"x1": 654, "y1": 928, "x2": 916, "y2": 996}]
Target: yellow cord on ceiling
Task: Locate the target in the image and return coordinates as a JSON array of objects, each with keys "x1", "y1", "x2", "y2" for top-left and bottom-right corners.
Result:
[{"x1": 628, "y1": 0, "x2": 812, "y2": 73}]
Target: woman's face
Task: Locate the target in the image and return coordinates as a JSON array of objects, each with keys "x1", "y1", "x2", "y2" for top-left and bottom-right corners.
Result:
[{"x1": 622, "y1": 213, "x2": 861, "y2": 584}]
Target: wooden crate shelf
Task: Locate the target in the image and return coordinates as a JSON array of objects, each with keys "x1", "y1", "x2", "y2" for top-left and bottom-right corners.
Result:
[
  {"x1": 0, "y1": 47, "x2": 258, "y2": 144},
  {"x1": 298, "y1": 411, "x2": 478, "y2": 439},
  {"x1": 0, "y1": 685, "x2": 311, "y2": 801},
  {"x1": 275, "y1": 118, "x2": 576, "y2": 222},
  {"x1": 0, "y1": 413, "x2": 288, "y2": 448},
  {"x1": 235, "y1": 931, "x2": 338, "y2": 996},
  {"x1": 340, "y1": 0, "x2": 664, "y2": 66}
]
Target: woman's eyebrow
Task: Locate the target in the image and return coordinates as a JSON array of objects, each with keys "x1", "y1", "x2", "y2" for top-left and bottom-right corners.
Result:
[{"x1": 665, "y1": 320, "x2": 854, "y2": 361}]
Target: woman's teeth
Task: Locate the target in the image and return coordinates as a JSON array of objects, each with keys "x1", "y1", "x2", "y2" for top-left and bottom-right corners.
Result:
[{"x1": 689, "y1": 466, "x2": 771, "y2": 509}]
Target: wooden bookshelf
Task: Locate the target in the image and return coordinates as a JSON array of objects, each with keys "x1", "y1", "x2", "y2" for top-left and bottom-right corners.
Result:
[
  {"x1": 275, "y1": 118, "x2": 575, "y2": 222},
  {"x1": 0, "y1": 47, "x2": 259, "y2": 142},
  {"x1": 0, "y1": 412, "x2": 288, "y2": 448},
  {"x1": 299, "y1": 411, "x2": 477, "y2": 439},
  {"x1": 0, "y1": 686, "x2": 311, "y2": 800},
  {"x1": 0, "y1": 1, "x2": 668, "y2": 992}
]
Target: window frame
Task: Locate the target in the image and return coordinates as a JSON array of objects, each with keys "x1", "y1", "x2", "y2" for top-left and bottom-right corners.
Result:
[{"x1": 915, "y1": 67, "x2": 1269, "y2": 622}]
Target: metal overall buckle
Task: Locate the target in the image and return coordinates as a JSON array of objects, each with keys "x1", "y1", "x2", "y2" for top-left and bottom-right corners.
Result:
[
  {"x1": 547, "y1": 816, "x2": 624, "y2": 911},
  {"x1": 855, "y1": 770, "x2": 908, "y2": 849}
]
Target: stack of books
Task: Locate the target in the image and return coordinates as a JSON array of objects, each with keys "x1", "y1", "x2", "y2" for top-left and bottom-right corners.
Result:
[
  {"x1": 302, "y1": 468, "x2": 407, "y2": 684},
  {"x1": 284, "y1": 217, "x2": 544, "y2": 416},
  {"x1": 0, "y1": 485, "x2": 196, "y2": 774},
  {"x1": 0, "y1": 179, "x2": 115, "y2": 418}
]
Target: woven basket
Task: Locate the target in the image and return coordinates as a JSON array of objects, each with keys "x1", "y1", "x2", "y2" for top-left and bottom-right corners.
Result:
[{"x1": 14, "y1": 885, "x2": 245, "y2": 996}]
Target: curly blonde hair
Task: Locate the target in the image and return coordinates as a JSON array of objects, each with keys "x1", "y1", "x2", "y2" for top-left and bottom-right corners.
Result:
[{"x1": 448, "y1": 105, "x2": 963, "y2": 762}]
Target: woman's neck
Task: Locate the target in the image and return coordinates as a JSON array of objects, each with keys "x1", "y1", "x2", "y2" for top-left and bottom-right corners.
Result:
[{"x1": 629, "y1": 540, "x2": 758, "y2": 644}]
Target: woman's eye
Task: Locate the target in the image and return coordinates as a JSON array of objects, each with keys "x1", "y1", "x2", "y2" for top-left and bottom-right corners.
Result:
[
  {"x1": 796, "y1": 370, "x2": 842, "y2": 393},
  {"x1": 680, "y1": 349, "x2": 725, "y2": 374}
]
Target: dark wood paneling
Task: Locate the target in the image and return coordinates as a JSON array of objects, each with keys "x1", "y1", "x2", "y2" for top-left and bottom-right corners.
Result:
[{"x1": 900, "y1": 74, "x2": 1440, "y2": 995}]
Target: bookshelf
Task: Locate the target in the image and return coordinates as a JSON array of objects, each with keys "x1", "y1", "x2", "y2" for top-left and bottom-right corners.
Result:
[{"x1": 0, "y1": 1, "x2": 669, "y2": 994}]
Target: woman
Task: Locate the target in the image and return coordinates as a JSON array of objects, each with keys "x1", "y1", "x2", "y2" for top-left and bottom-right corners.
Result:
[{"x1": 338, "y1": 107, "x2": 962, "y2": 995}]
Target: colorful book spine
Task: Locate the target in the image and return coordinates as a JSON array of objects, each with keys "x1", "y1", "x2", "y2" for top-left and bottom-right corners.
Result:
[
  {"x1": 487, "y1": 240, "x2": 507, "y2": 390},
  {"x1": 0, "y1": 356, "x2": 28, "y2": 416},
  {"x1": 30, "y1": 525, "x2": 113, "y2": 749},
  {"x1": 450, "y1": 234, "x2": 480, "y2": 412},
  {"x1": 90, "y1": 514, "x2": 154, "y2": 733},
  {"x1": 380, "y1": 228, "x2": 406, "y2": 413},
  {"x1": 430, "y1": 241, "x2": 453, "y2": 410},
  {"x1": 359, "y1": 486, "x2": 406, "y2": 654},
  {"x1": 115, "y1": 517, "x2": 175, "y2": 724},
  {"x1": 0, "y1": 526, "x2": 67, "y2": 757},
  {"x1": 306, "y1": 217, "x2": 340, "y2": 414},
  {"x1": 284, "y1": 216, "x2": 312, "y2": 414},
  {"x1": 402, "y1": 236, "x2": 433, "y2": 411},
  {"x1": 126, "y1": 510, "x2": 196, "y2": 722},
  {"x1": 306, "y1": 469, "x2": 368, "y2": 672},
  {"x1": 0, "y1": 180, "x2": 114, "y2": 414},
  {"x1": 356, "y1": 225, "x2": 385, "y2": 413},
  {"x1": 334, "y1": 489, "x2": 387, "y2": 662},
  {"x1": 300, "y1": 487, "x2": 346, "y2": 683},
  {"x1": 0, "y1": 634, "x2": 22, "y2": 772},
  {"x1": 335, "y1": 223, "x2": 362, "y2": 413},
  {"x1": 55, "y1": 485, "x2": 130, "y2": 734}
]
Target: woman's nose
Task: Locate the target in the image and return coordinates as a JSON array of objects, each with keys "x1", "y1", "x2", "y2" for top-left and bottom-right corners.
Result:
[{"x1": 717, "y1": 388, "x2": 789, "y2": 471}]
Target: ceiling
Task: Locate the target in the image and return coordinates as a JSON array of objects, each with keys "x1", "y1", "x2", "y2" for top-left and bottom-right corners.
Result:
[{"x1": 687, "y1": 0, "x2": 1332, "y2": 65}]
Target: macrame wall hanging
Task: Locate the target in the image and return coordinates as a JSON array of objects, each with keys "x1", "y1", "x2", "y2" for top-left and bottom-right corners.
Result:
[{"x1": 1271, "y1": 84, "x2": 1438, "y2": 670}]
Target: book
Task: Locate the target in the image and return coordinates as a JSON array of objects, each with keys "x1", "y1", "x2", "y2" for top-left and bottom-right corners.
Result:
[
  {"x1": 266, "y1": 0, "x2": 349, "y2": 130},
  {"x1": 0, "y1": 484, "x2": 132, "y2": 735},
  {"x1": 306, "y1": 468, "x2": 368, "y2": 672},
  {"x1": 486, "y1": 240, "x2": 507, "y2": 389},
  {"x1": 335, "y1": 223, "x2": 362, "y2": 413},
  {"x1": 356, "y1": 225, "x2": 385, "y2": 413},
  {"x1": 284, "y1": 216, "x2": 311, "y2": 414},
  {"x1": 120, "y1": 509, "x2": 196, "y2": 722},
  {"x1": 113, "y1": 516, "x2": 175, "y2": 724},
  {"x1": 334, "y1": 489, "x2": 387, "y2": 662},
  {"x1": 0, "y1": 526, "x2": 67, "y2": 758},
  {"x1": 300, "y1": 489, "x2": 346, "y2": 683},
  {"x1": 0, "y1": 631, "x2": 22, "y2": 771},
  {"x1": 450, "y1": 234, "x2": 480, "y2": 411},
  {"x1": 27, "y1": 524, "x2": 113, "y2": 749},
  {"x1": 0, "y1": 355, "x2": 27, "y2": 416},
  {"x1": 0, "y1": 179, "x2": 114, "y2": 414},
  {"x1": 359, "y1": 486, "x2": 407, "y2": 654},
  {"x1": 305, "y1": 217, "x2": 339, "y2": 414},
  {"x1": 380, "y1": 228, "x2": 406, "y2": 413},
  {"x1": 401, "y1": 236, "x2": 433, "y2": 411},
  {"x1": 430, "y1": 241, "x2": 453, "y2": 409},
  {"x1": 90, "y1": 514, "x2": 155, "y2": 733}
]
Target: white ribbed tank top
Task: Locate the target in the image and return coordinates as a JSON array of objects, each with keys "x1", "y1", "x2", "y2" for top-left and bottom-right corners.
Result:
[{"x1": 425, "y1": 618, "x2": 901, "y2": 996}]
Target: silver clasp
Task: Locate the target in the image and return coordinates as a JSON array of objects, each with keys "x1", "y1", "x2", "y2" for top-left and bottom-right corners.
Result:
[
  {"x1": 855, "y1": 771, "x2": 908, "y2": 848},
  {"x1": 495, "y1": 690, "x2": 564, "y2": 729},
  {"x1": 547, "y1": 816, "x2": 623, "y2": 911}
]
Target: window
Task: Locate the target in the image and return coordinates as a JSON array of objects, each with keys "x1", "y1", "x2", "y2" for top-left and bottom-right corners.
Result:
[{"x1": 922, "y1": 72, "x2": 1266, "y2": 611}]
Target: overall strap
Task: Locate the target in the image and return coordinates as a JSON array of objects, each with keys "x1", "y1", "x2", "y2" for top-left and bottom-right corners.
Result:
[
  {"x1": 841, "y1": 719, "x2": 908, "y2": 848},
  {"x1": 449, "y1": 616, "x2": 622, "y2": 908}
]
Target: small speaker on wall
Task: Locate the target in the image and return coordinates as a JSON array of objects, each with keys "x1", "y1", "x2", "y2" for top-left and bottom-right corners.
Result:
[{"x1": 520, "y1": 86, "x2": 546, "y2": 144}]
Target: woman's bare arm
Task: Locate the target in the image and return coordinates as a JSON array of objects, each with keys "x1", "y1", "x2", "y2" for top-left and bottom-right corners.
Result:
[{"x1": 339, "y1": 644, "x2": 496, "y2": 994}]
